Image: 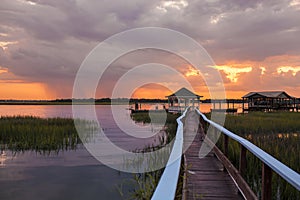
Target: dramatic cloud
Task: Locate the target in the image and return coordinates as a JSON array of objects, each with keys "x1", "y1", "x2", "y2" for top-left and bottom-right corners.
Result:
[
  {"x1": 215, "y1": 65, "x2": 252, "y2": 82},
  {"x1": 0, "y1": 0, "x2": 299, "y2": 99},
  {"x1": 277, "y1": 66, "x2": 300, "y2": 76}
]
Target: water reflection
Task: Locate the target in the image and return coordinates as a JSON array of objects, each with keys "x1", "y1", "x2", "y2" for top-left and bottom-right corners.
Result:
[
  {"x1": 0, "y1": 103, "x2": 245, "y2": 118},
  {"x1": 0, "y1": 105, "x2": 74, "y2": 118},
  {"x1": 277, "y1": 133, "x2": 299, "y2": 138},
  {"x1": 0, "y1": 150, "x2": 9, "y2": 167},
  {"x1": 0, "y1": 165, "x2": 134, "y2": 200},
  {"x1": 247, "y1": 132, "x2": 300, "y2": 140},
  {"x1": 0, "y1": 105, "x2": 155, "y2": 200}
]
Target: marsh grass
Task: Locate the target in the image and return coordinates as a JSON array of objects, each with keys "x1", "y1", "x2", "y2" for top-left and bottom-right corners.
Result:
[
  {"x1": 214, "y1": 112, "x2": 300, "y2": 199},
  {"x1": 127, "y1": 112, "x2": 182, "y2": 199},
  {"x1": 0, "y1": 116, "x2": 95, "y2": 153},
  {"x1": 131, "y1": 112, "x2": 179, "y2": 125}
]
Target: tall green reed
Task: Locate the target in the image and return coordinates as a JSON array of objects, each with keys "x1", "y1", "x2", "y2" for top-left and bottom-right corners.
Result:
[
  {"x1": 126, "y1": 112, "x2": 182, "y2": 199},
  {"x1": 214, "y1": 112, "x2": 300, "y2": 199},
  {"x1": 0, "y1": 116, "x2": 95, "y2": 153}
]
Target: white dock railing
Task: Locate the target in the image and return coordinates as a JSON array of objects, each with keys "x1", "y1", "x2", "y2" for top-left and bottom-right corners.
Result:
[
  {"x1": 152, "y1": 108, "x2": 300, "y2": 199},
  {"x1": 196, "y1": 109, "x2": 300, "y2": 194},
  {"x1": 151, "y1": 107, "x2": 189, "y2": 200}
]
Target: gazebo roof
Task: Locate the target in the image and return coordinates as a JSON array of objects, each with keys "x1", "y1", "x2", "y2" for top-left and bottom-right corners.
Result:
[
  {"x1": 242, "y1": 91, "x2": 293, "y2": 99},
  {"x1": 166, "y1": 87, "x2": 202, "y2": 98}
]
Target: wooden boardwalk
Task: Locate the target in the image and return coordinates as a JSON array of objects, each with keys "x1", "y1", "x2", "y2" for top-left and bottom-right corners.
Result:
[{"x1": 183, "y1": 110, "x2": 243, "y2": 200}]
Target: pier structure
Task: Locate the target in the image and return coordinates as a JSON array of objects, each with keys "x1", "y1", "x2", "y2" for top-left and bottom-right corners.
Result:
[
  {"x1": 166, "y1": 87, "x2": 202, "y2": 113},
  {"x1": 152, "y1": 107, "x2": 300, "y2": 200},
  {"x1": 242, "y1": 91, "x2": 299, "y2": 112}
]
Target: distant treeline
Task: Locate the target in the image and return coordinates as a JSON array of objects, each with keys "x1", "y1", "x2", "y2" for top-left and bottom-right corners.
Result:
[
  {"x1": 1, "y1": 98, "x2": 244, "y2": 103},
  {"x1": 0, "y1": 98, "x2": 168, "y2": 104},
  {"x1": 3, "y1": 98, "x2": 298, "y2": 104}
]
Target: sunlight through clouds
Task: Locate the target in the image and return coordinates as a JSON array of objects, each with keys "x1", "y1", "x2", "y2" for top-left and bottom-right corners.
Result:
[
  {"x1": 289, "y1": 0, "x2": 300, "y2": 10},
  {"x1": 0, "y1": 0, "x2": 300, "y2": 99},
  {"x1": 0, "y1": 41, "x2": 18, "y2": 50},
  {"x1": 210, "y1": 14, "x2": 226, "y2": 24},
  {"x1": 0, "y1": 33, "x2": 8, "y2": 37},
  {"x1": 290, "y1": 0, "x2": 300, "y2": 6},
  {"x1": 18, "y1": 0, "x2": 37, "y2": 6},
  {"x1": 0, "y1": 67, "x2": 8, "y2": 74},
  {"x1": 156, "y1": 0, "x2": 188, "y2": 12},
  {"x1": 185, "y1": 65, "x2": 200, "y2": 77},
  {"x1": 277, "y1": 66, "x2": 300, "y2": 76},
  {"x1": 215, "y1": 65, "x2": 252, "y2": 82},
  {"x1": 260, "y1": 67, "x2": 266, "y2": 75}
]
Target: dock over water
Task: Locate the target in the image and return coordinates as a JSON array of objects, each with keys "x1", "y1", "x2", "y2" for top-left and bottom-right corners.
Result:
[
  {"x1": 152, "y1": 108, "x2": 300, "y2": 200},
  {"x1": 183, "y1": 110, "x2": 243, "y2": 199}
]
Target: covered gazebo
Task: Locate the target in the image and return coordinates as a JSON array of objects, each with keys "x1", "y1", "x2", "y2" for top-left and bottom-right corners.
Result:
[{"x1": 166, "y1": 87, "x2": 202, "y2": 113}]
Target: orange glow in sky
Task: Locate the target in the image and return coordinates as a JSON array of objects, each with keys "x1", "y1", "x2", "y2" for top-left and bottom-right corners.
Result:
[
  {"x1": 131, "y1": 84, "x2": 173, "y2": 99},
  {"x1": 0, "y1": 81, "x2": 50, "y2": 100},
  {"x1": 131, "y1": 84, "x2": 247, "y2": 100},
  {"x1": 1, "y1": 57, "x2": 300, "y2": 100}
]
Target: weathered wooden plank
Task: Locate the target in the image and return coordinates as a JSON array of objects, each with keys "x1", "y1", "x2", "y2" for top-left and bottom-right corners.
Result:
[{"x1": 183, "y1": 110, "x2": 244, "y2": 200}]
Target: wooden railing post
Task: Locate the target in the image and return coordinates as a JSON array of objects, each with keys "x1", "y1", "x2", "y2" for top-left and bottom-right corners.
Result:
[
  {"x1": 239, "y1": 144, "x2": 247, "y2": 176},
  {"x1": 223, "y1": 134, "x2": 228, "y2": 157},
  {"x1": 196, "y1": 108, "x2": 300, "y2": 197},
  {"x1": 262, "y1": 163, "x2": 272, "y2": 200}
]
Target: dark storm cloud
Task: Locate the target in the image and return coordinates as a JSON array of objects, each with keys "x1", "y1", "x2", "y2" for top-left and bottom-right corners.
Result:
[
  {"x1": 0, "y1": 0, "x2": 299, "y2": 97},
  {"x1": 175, "y1": 0, "x2": 300, "y2": 62}
]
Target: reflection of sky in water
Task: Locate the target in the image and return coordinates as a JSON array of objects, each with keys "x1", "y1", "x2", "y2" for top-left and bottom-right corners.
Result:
[
  {"x1": 0, "y1": 103, "x2": 243, "y2": 199},
  {"x1": 0, "y1": 105, "x2": 74, "y2": 118},
  {"x1": 0, "y1": 146, "x2": 98, "y2": 168},
  {"x1": 0, "y1": 105, "x2": 152, "y2": 200},
  {"x1": 0, "y1": 166, "x2": 133, "y2": 200},
  {"x1": 0, "y1": 103, "x2": 244, "y2": 118},
  {"x1": 0, "y1": 105, "x2": 167, "y2": 151},
  {"x1": 0, "y1": 148, "x2": 135, "y2": 200}
]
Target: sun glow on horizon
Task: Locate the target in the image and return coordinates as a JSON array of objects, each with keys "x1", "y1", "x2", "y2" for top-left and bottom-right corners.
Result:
[
  {"x1": 0, "y1": 81, "x2": 51, "y2": 100},
  {"x1": 131, "y1": 84, "x2": 173, "y2": 99}
]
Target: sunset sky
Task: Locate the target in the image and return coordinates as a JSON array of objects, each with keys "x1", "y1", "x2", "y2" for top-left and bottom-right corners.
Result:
[{"x1": 1, "y1": 0, "x2": 300, "y2": 99}]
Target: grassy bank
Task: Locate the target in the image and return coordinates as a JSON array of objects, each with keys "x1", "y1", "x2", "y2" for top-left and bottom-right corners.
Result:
[
  {"x1": 214, "y1": 112, "x2": 300, "y2": 199},
  {"x1": 0, "y1": 116, "x2": 95, "y2": 153},
  {"x1": 0, "y1": 114, "x2": 182, "y2": 199}
]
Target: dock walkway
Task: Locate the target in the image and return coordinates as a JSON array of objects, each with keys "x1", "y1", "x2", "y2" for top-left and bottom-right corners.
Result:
[{"x1": 183, "y1": 110, "x2": 243, "y2": 200}]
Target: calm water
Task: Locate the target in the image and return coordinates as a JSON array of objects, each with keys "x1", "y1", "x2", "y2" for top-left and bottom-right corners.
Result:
[
  {"x1": 0, "y1": 102, "x2": 243, "y2": 117},
  {"x1": 0, "y1": 105, "x2": 166, "y2": 200},
  {"x1": 0, "y1": 103, "x2": 243, "y2": 200}
]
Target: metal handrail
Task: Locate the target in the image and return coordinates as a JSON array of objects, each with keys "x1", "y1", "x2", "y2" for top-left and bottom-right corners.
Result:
[
  {"x1": 196, "y1": 108, "x2": 300, "y2": 191},
  {"x1": 151, "y1": 107, "x2": 189, "y2": 200}
]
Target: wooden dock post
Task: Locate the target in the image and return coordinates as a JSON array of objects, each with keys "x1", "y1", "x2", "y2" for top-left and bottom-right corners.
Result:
[
  {"x1": 239, "y1": 145, "x2": 247, "y2": 177},
  {"x1": 223, "y1": 134, "x2": 229, "y2": 157},
  {"x1": 262, "y1": 163, "x2": 272, "y2": 200},
  {"x1": 242, "y1": 97, "x2": 245, "y2": 113}
]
